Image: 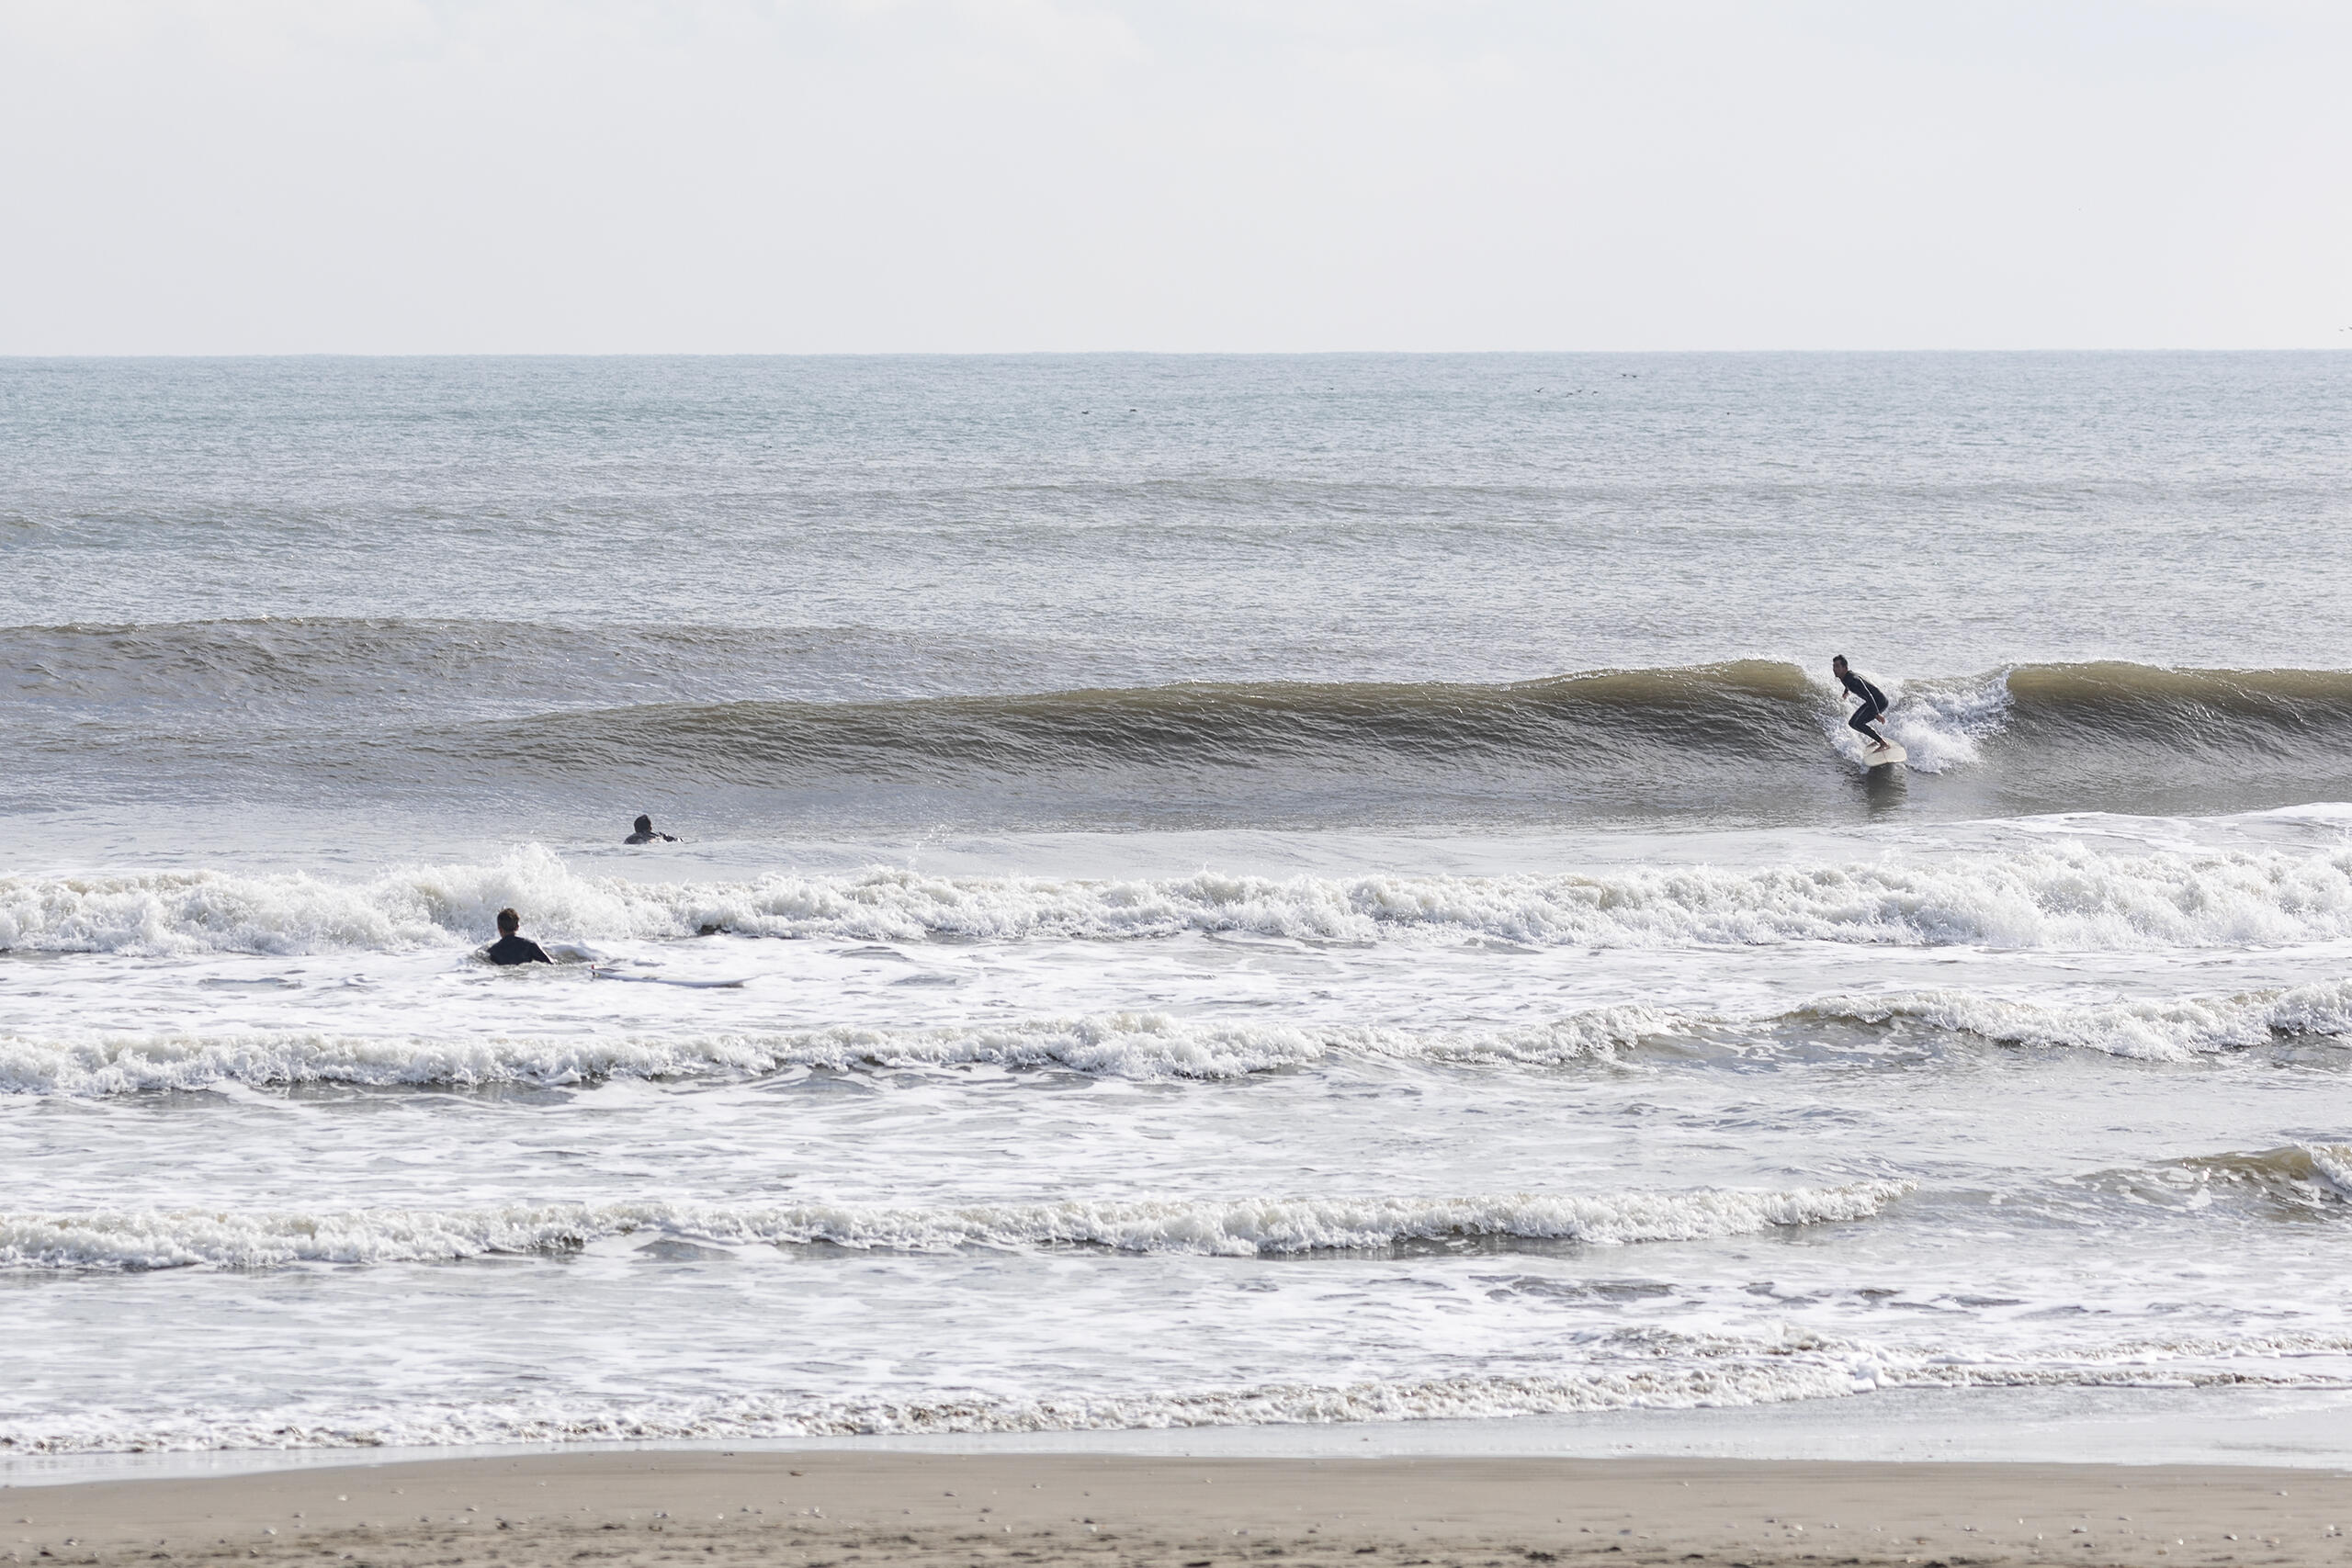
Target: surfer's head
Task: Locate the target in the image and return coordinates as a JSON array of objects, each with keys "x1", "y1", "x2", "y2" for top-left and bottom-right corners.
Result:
[
  {"x1": 1831, "y1": 654, "x2": 1849, "y2": 674},
  {"x1": 496, "y1": 908, "x2": 521, "y2": 935},
  {"x1": 634, "y1": 814, "x2": 653, "y2": 834}
]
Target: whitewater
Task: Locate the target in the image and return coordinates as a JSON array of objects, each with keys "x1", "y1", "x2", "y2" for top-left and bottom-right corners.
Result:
[{"x1": 2, "y1": 352, "x2": 2349, "y2": 1468}]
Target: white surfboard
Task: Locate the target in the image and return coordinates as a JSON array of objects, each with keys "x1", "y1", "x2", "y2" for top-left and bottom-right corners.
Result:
[
  {"x1": 1853, "y1": 739, "x2": 1906, "y2": 768},
  {"x1": 590, "y1": 968, "x2": 749, "y2": 989}
]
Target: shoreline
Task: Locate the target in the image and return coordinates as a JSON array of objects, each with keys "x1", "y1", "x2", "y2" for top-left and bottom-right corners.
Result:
[
  {"x1": 12, "y1": 1385, "x2": 2352, "y2": 1491},
  {"x1": 6, "y1": 1450, "x2": 2348, "y2": 1568}
]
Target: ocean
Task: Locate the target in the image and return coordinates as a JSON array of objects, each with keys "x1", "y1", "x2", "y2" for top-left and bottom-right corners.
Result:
[{"x1": 2, "y1": 352, "x2": 2348, "y2": 1465}]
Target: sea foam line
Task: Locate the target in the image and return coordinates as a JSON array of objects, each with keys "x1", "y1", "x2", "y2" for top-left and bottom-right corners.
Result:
[
  {"x1": 7, "y1": 978, "x2": 2348, "y2": 1100},
  {"x1": 0, "y1": 1366, "x2": 1883, "y2": 1454},
  {"x1": 0, "y1": 1181, "x2": 1911, "y2": 1270},
  {"x1": 13, "y1": 839, "x2": 2352, "y2": 957},
  {"x1": 6, "y1": 1331, "x2": 2349, "y2": 1454},
  {"x1": 11, "y1": 971, "x2": 2352, "y2": 1099},
  {"x1": 0, "y1": 1007, "x2": 1672, "y2": 1095}
]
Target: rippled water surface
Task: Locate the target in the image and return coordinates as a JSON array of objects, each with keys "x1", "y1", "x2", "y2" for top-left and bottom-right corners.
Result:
[{"x1": 1, "y1": 354, "x2": 2348, "y2": 1459}]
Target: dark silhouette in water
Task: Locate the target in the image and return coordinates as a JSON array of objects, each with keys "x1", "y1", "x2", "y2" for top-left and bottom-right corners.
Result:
[
  {"x1": 626, "y1": 814, "x2": 677, "y2": 844},
  {"x1": 485, "y1": 907, "x2": 552, "y2": 966}
]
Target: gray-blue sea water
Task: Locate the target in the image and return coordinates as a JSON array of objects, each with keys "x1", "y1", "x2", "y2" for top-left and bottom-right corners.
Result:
[{"x1": 2, "y1": 354, "x2": 2348, "y2": 1465}]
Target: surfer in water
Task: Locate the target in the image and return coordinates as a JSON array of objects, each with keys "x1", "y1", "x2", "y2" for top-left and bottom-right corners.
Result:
[
  {"x1": 625, "y1": 814, "x2": 677, "y2": 845},
  {"x1": 485, "y1": 908, "x2": 554, "y2": 966},
  {"x1": 1832, "y1": 654, "x2": 1894, "y2": 752}
]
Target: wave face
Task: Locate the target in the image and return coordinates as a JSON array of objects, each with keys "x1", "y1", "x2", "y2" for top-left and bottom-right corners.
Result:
[
  {"x1": 2111, "y1": 1145, "x2": 2352, "y2": 1213},
  {"x1": 13, "y1": 841, "x2": 2352, "y2": 956},
  {"x1": 17, "y1": 633, "x2": 2352, "y2": 829},
  {"x1": 0, "y1": 618, "x2": 972, "y2": 726},
  {"x1": 490, "y1": 659, "x2": 2352, "y2": 786}
]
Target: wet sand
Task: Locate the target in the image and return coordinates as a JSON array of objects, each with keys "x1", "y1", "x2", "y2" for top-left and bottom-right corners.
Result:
[{"x1": 6, "y1": 1450, "x2": 2350, "y2": 1567}]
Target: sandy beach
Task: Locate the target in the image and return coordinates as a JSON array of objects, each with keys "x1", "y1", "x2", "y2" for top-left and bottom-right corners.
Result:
[{"x1": 6, "y1": 1450, "x2": 2348, "y2": 1568}]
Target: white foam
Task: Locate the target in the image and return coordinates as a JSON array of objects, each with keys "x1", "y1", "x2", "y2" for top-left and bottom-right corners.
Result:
[
  {"x1": 2311, "y1": 1145, "x2": 2352, "y2": 1199},
  {"x1": 6, "y1": 1330, "x2": 2348, "y2": 1454},
  {"x1": 0, "y1": 1006, "x2": 1668, "y2": 1095},
  {"x1": 1882, "y1": 671, "x2": 2012, "y2": 774},
  {"x1": 0, "y1": 1180, "x2": 1911, "y2": 1270},
  {"x1": 16, "y1": 840, "x2": 2352, "y2": 956},
  {"x1": 1804, "y1": 981, "x2": 2352, "y2": 1061},
  {"x1": 0, "y1": 1364, "x2": 1874, "y2": 1453},
  {"x1": 12, "y1": 966, "x2": 2349, "y2": 1099}
]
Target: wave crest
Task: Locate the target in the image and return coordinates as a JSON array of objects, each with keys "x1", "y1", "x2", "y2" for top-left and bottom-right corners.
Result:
[
  {"x1": 0, "y1": 1182, "x2": 1911, "y2": 1270},
  {"x1": 0, "y1": 1007, "x2": 1670, "y2": 1095},
  {"x1": 2140, "y1": 1145, "x2": 2352, "y2": 1208},
  {"x1": 15, "y1": 841, "x2": 2352, "y2": 956},
  {"x1": 1797, "y1": 981, "x2": 2352, "y2": 1061},
  {"x1": 27, "y1": 650, "x2": 2352, "y2": 825}
]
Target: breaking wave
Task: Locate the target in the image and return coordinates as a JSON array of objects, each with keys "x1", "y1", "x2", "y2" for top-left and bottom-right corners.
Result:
[
  {"x1": 2079, "y1": 1145, "x2": 2352, "y2": 1215},
  {"x1": 492, "y1": 661, "x2": 2352, "y2": 780},
  {"x1": 18, "y1": 629, "x2": 2352, "y2": 774},
  {"x1": 25, "y1": 642, "x2": 2352, "y2": 826},
  {"x1": 15, "y1": 838, "x2": 2352, "y2": 957},
  {"x1": 0, "y1": 1007, "x2": 1673, "y2": 1095},
  {"x1": 0, "y1": 1181, "x2": 1912, "y2": 1270},
  {"x1": 13, "y1": 976, "x2": 2352, "y2": 1098},
  {"x1": 5, "y1": 1325, "x2": 2346, "y2": 1453},
  {"x1": 1796, "y1": 980, "x2": 2352, "y2": 1062}
]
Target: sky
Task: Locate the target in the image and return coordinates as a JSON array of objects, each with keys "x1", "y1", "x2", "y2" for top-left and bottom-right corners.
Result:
[{"x1": 1, "y1": 0, "x2": 2346, "y2": 354}]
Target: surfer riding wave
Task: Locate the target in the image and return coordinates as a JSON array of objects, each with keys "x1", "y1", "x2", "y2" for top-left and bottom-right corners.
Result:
[{"x1": 1832, "y1": 654, "x2": 1893, "y2": 752}]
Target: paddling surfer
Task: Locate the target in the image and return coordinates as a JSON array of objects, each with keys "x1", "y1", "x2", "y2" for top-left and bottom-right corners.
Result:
[
  {"x1": 625, "y1": 814, "x2": 677, "y2": 845},
  {"x1": 485, "y1": 907, "x2": 554, "y2": 966},
  {"x1": 1832, "y1": 654, "x2": 1894, "y2": 751}
]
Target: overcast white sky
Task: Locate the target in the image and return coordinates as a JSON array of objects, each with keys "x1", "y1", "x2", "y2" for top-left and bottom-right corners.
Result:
[{"x1": 2, "y1": 0, "x2": 2346, "y2": 353}]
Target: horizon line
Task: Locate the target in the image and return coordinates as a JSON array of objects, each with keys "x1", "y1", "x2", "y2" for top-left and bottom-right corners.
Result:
[{"x1": 5, "y1": 345, "x2": 2349, "y2": 362}]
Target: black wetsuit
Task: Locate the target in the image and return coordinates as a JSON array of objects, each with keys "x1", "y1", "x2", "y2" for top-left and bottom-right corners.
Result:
[
  {"x1": 1839, "y1": 669, "x2": 1890, "y2": 739},
  {"x1": 624, "y1": 830, "x2": 676, "y2": 844},
  {"x1": 486, "y1": 933, "x2": 553, "y2": 965}
]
